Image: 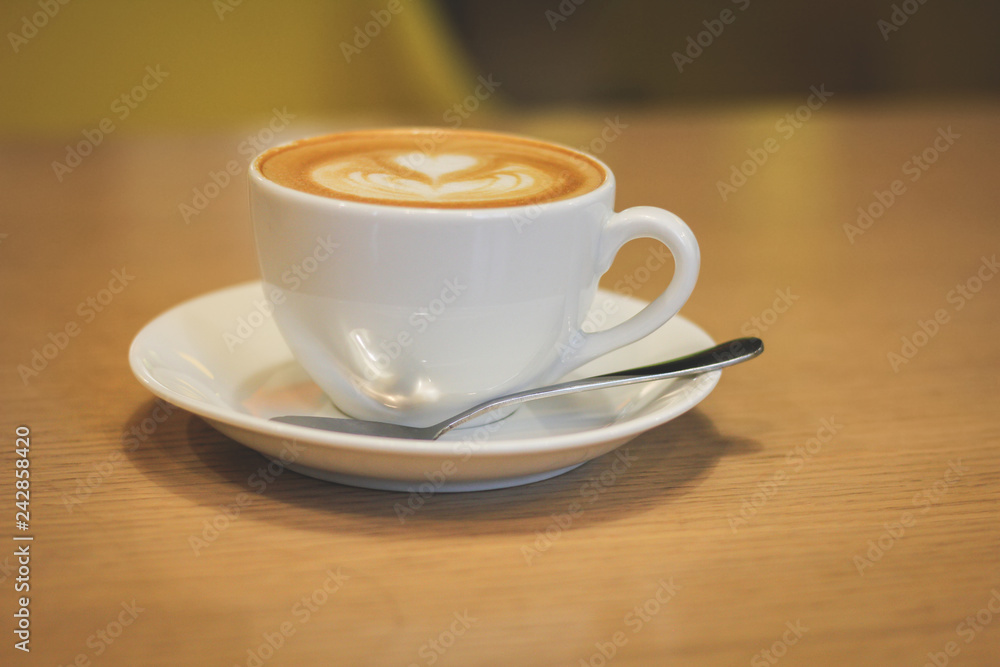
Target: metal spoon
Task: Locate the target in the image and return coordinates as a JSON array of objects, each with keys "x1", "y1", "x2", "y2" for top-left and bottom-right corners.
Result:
[{"x1": 271, "y1": 337, "x2": 763, "y2": 440}]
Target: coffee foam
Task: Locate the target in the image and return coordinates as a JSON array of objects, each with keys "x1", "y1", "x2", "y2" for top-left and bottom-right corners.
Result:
[{"x1": 258, "y1": 129, "x2": 607, "y2": 208}]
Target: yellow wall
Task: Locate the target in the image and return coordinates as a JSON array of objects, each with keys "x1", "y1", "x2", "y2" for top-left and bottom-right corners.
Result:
[{"x1": 1, "y1": 0, "x2": 477, "y2": 136}]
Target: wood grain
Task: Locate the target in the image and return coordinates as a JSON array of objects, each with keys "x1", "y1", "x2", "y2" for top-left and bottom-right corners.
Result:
[{"x1": 2, "y1": 105, "x2": 999, "y2": 666}]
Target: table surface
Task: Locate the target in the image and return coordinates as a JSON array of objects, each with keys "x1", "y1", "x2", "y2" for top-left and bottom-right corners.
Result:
[{"x1": 2, "y1": 104, "x2": 999, "y2": 666}]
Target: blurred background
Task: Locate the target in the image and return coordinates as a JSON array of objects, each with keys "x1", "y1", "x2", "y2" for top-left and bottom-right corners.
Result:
[{"x1": 2, "y1": 0, "x2": 997, "y2": 137}]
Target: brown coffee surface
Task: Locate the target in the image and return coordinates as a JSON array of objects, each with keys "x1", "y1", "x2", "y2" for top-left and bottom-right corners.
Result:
[{"x1": 257, "y1": 128, "x2": 607, "y2": 208}]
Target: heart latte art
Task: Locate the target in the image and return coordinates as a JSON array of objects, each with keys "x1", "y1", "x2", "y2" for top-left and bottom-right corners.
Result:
[
  {"x1": 258, "y1": 129, "x2": 606, "y2": 208},
  {"x1": 312, "y1": 152, "x2": 559, "y2": 205}
]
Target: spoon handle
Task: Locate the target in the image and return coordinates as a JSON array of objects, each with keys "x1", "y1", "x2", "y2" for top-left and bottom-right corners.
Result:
[{"x1": 431, "y1": 337, "x2": 763, "y2": 438}]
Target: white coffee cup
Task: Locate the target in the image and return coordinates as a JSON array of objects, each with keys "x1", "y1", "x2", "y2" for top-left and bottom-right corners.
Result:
[{"x1": 249, "y1": 129, "x2": 699, "y2": 426}]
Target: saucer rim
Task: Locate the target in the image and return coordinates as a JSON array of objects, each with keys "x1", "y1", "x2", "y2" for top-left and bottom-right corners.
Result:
[{"x1": 128, "y1": 281, "x2": 720, "y2": 456}]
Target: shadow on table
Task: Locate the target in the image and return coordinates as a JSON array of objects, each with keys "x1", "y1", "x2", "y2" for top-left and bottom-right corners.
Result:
[{"x1": 125, "y1": 399, "x2": 761, "y2": 537}]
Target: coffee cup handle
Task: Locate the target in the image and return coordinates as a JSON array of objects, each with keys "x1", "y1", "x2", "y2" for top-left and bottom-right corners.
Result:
[{"x1": 548, "y1": 206, "x2": 700, "y2": 377}]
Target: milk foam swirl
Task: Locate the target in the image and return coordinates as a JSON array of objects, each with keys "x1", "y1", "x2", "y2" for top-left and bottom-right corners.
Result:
[
  {"x1": 258, "y1": 129, "x2": 607, "y2": 208},
  {"x1": 311, "y1": 152, "x2": 557, "y2": 205}
]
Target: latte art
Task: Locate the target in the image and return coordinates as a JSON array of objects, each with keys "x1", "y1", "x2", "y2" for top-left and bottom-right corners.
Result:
[
  {"x1": 312, "y1": 151, "x2": 564, "y2": 205},
  {"x1": 258, "y1": 129, "x2": 606, "y2": 208}
]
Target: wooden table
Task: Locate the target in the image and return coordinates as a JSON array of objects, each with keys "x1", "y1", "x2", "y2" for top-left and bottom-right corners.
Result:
[{"x1": 3, "y1": 104, "x2": 999, "y2": 666}]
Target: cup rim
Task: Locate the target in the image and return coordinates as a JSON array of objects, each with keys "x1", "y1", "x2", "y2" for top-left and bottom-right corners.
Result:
[{"x1": 248, "y1": 127, "x2": 616, "y2": 215}]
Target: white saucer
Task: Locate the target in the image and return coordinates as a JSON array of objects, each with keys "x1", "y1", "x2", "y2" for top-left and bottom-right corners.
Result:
[{"x1": 129, "y1": 282, "x2": 721, "y2": 492}]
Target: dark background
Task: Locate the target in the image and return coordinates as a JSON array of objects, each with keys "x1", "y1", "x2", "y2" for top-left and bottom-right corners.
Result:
[{"x1": 442, "y1": 1, "x2": 1000, "y2": 104}]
